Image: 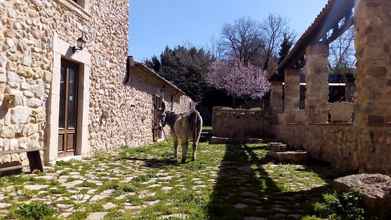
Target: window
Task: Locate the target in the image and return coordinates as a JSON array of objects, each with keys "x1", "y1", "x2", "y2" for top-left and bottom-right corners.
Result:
[
  {"x1": 56, "y1": 0, "x2": 91, "y2": 19},
  {"x1": 72, "y1": 0, "x2": 85, "y2": 7}
]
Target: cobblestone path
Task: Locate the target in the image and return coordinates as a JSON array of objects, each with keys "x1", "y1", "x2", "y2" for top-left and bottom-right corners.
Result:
[{"x1": 0, "y1": 141, "x2": 338, "y2": 220}]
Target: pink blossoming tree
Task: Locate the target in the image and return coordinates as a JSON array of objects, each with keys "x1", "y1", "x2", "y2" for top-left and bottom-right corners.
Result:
[{"x1": 207, "y1": 58, "x2": 271, "y2": 101}]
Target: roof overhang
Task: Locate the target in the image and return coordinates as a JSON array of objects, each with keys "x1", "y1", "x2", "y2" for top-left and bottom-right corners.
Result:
[
  {"x1": 130, "y1": 62, "x2": 187, "y2": 96},
  {"x1": 278, "y1": 0, "x2": 355, "y2": 72}
]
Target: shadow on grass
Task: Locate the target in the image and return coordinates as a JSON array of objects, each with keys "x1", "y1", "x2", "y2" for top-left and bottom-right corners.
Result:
[
  {"x1": 123, "y1": 157, "x2": 178, "y2": 168},
  {"x1": 207, "y1": 143, "x2": 334, "y2": 220}
]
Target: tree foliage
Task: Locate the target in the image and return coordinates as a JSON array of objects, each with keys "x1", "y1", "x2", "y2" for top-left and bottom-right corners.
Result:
[
  {"x1": 145, "y1": 46, "x2": 215, "y2": 102},
  {"x1": 277, "y1": 33, "x2": 294, "y2": 77},
  {"x1": 207, "y1": 58, "x2": 270, "y2": 99},
  {"x1": 217, "y1": 15, "x2": 294, "y2": 74},
  {"x1": 329, "y1": 27, "x2": 356, "y2": 75}
]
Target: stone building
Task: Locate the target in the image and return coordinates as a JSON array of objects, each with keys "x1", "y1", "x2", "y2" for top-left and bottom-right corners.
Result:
[
  {"x1": 125, "y1": 58, "x2": 193, "y2": 145},
  {"x1": 0, "y1": 0, "x2": 192, "y2": 169},
  {"x1": 270, "y1": 0, "x2": 391, "y2": 174}
]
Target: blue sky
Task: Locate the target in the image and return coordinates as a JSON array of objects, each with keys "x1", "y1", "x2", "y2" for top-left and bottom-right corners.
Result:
[{"x1": 128, "y1": 0, "x2": 328, "y2": 61}]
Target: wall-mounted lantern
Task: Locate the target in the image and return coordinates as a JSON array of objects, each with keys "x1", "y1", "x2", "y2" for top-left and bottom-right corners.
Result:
[{"x1": 72, "y1": 34, "x2": 87, "y2": 53}]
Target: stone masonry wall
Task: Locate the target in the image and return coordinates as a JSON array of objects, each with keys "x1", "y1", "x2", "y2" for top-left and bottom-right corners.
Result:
[
  {"x1": 124, "y1": 67, "x2": 192, "y2": 147},
  {"x1": 0, "y1": 0, "x2": 129, "y2": 163},
  {"x1": 1, "y1": 0, "x2": 55, "y2": 163},
  {"x1": 0, "y1": 0, "x2": 192, "y2": 165},
  {"x1": 272, "y1": 0, "x2": 391, "y2": 174},
  {"x1": 212, "y1": 107, "x2": 265, "y2": 139}
]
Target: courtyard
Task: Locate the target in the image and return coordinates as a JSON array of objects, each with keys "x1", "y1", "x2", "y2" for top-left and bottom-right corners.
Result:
[{"x1": 0, "y1": 138, "x2": 339, "y2": 220}]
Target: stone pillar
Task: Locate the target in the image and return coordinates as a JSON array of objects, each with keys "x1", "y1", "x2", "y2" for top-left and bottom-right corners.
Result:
[
  {"x1": 305, "y1": 43, "x2": 330, "y2": 123},
  {"x1": 284, "y1": 68, "x2": 300, "y2": 112},
  {"x1": 355, "y1": 0, "x2": 391, "y2": 127},
  {"x1": 270, "y1": 80, "x2": 283, "y2": 114},
  {"x1": 280, "y1": 68, "x2": 301, "y2": 124}
]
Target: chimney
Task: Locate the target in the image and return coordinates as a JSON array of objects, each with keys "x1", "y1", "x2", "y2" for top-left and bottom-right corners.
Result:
[
  {"x1": 125, "y1": 56, "x2": 135, "y2": 84},
  {"x1": 128, "y1": 56, "x2": 135, "y2": 67}
]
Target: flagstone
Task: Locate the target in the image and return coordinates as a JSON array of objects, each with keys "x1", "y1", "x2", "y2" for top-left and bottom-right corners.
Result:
[
  {"x1": 62, "y1": 180, "x2": 84, "y2": 189},
  {"x1": 161, "y1": 186, "x2": 173, "y2": 192},
  {"x1": 24, "y1": 184, "x2": 49, "y2": 191},
  {"x1": 0, "y1": 203, "x2": 11, "y2": 209},
  {"x1": 103, "y1": 202, "x2": 117, "y2": 210},
  {"x1": 86, "y1": 212, "x2": 108, "y2": 220}
]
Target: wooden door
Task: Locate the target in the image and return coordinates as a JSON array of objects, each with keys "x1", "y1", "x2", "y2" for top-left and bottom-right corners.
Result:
[
  {"x1": 153, "y1": 95, "x2": 164, "y2": 142},
  {"x1": 58, "y1": 59, "x2": 79, "y2": 156}
]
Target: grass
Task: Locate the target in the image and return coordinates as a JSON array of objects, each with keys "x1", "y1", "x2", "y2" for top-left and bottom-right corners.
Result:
[{"x1": 0, "y1": 140, "x2": 337, "y2": 219}]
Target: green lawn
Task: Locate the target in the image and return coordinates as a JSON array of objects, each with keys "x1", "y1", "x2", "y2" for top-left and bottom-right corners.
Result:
[{"x1": 0, "y1": 140, "x2": 337, "y2": 220}]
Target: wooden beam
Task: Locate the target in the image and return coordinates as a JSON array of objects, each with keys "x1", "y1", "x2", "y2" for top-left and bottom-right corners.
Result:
[{"x1": 322, "y1": 16, "x2": 354, "y2": 45}]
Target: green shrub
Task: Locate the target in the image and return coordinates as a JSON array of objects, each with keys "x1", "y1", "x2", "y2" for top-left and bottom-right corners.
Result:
[
  {"x1": 310, "y1": 191, "x2": 366, "y2": 220},
  {"x1": 13, "y1": 202, "x2": 56, "y2": 220}
]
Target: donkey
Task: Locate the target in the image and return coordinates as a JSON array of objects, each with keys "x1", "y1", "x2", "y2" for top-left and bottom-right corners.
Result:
[{"x1": 161, "y1": 110, "x2": 203, "y2": 163}]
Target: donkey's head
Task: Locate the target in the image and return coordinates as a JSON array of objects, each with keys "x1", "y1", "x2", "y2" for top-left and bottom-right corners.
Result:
[{"x1": 160, "y1": 111, "x2": 177, "y2": 128}]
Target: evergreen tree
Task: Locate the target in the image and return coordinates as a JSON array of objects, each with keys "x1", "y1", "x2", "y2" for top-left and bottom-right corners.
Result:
[
  {"x1": 145, "y1": 56, "x2": 161, "y2": 73},
  {"x1": 277, "y1": 33, "x2": 294, "y2": 76},
  {"x1": 145, "y1": 46, "x2": 215, "y2": 102}
]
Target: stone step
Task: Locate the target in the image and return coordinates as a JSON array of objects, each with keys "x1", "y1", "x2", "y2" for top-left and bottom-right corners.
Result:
[{"x1": 269, "y1": 151, "x2": 308, "y2": 163}]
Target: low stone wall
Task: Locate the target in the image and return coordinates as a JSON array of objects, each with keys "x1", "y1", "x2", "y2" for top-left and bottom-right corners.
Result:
[
  {"x1": 328, "y1": 102, "x2": 353, "y2": 123},
  {"x1": 272, "y1": 122, "x2": 391, "y2": 174},
  {"x1": 272, "y1": 123, "x2": 306, "y2": 148},
  {"x1": 212, "y1": 107, "x2": 265, "y2": 139}
]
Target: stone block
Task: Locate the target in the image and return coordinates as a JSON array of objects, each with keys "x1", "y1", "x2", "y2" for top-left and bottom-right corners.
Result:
[
  {"x1": 0, "y1": 126, "x2": 15, "y2": 139},
  {"x1": 329, "y1": 102, "x2": 353, "y2": 123},
  {"x1": 27, "y1": 98, "x2": 42, "y2": 108},
  {"x1": 6, "y1": 71, "x2": 21, "y2": 88},
  {"x1": 268, "y1": 142, "x2": 287, "y2": 152},
  {"x1": 334, "y1": 174, "x2": 391, "y2": 217},
  {"x1": 0, "y1": 73, "x2": 6, "y2": 83},
  {"x1": 11, "y1": 107, "x2": 31, "y2": 124},
  {"x1": 3, "y1": 94, "x2": 16, "y2": 109},
  {"x1": 31, "y1": 83, "x2": 45, "y2": 97}
]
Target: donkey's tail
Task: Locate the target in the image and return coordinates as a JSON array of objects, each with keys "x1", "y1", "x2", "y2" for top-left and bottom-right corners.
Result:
[{"x1": 192, "y1": 110, "x2": 203, "y2": 147}]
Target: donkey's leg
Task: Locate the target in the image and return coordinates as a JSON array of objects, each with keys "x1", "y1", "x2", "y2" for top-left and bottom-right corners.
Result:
[
  {"x1": 181, "y1": 140, "x2": 189, "y2": 163},
  {"x1": 192, "y1": 118, "x2": 202, "y2": 161},
  {"x1": 192, "y1": 141, "x2": 198, "y2": 161},
  {"x1": 173, "y1": 137, "x2": 179, "y2": 161}
]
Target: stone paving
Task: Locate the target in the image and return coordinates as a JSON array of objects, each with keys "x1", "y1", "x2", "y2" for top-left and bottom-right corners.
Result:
[{"x1": 0, "y1": 141, "x2": 339, "y2": 219}]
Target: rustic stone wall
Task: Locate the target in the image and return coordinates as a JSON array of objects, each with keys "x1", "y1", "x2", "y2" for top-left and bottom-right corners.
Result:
[
  {"x1": 0, "y1": 0, "x2": 55, "y2": 163},
  {"x1": 270, "y1": 81, "x2": 283, "y2": 114},
  {"x1": 0, "y1": 0, "x2": 192, "y2": 165},
  {"x1": 355, "y1": 0, "x2": 391, "y2": 127},
  {"x1": 124, "y1": 66, "x2": 192, "y2": 146},
  {"x1": 212, "y1": 107, "x2": 265, "y2": 139},
  {"x1": 0, "y1": 0, "x2": 130, "y2": 162},
  {"x1": 328, "y1": 102, "x2": 353, "y2": 123},
  {"x1": 284, "y1": 68, "x2": 300, "y2": 112},
  {"x1": 272, "y1": 0, "x2": 391, "y2": 174},
  {"x1": 305, "y1": 43, "x2": 329, "y2": 123}
]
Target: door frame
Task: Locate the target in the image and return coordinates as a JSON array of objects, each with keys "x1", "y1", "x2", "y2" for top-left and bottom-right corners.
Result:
[
  {"x1": 46, "y1": 34, "x2": 91, "y2": 164},
  {"x1": 152, "y1": 95, "x2": 164, "y2": 142},
  {"x1": 58, "y1": 59, "x2": 80, "y2": 157}
]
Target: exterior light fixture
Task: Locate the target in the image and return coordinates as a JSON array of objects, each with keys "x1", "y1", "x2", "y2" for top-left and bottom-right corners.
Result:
[{"x1": 72, "y1": 33, "x2": 87, "y2": 53}]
